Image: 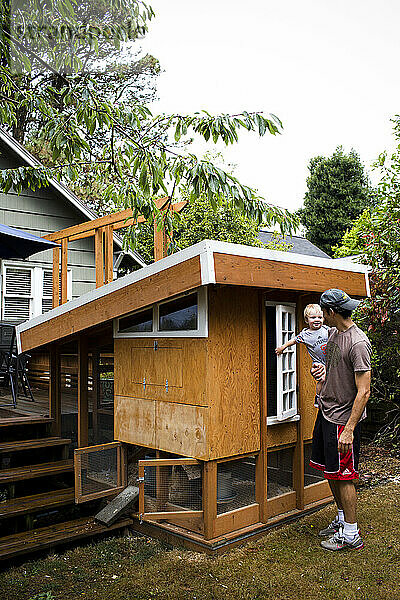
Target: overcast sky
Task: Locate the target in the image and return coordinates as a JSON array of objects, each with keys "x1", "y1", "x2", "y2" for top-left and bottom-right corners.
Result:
[{"x1": 139, "y1": 0, "x2": 399, "y2": 213}]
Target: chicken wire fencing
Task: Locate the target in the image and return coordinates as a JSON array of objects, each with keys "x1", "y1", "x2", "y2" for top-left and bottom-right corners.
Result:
[
  {"x1": 74, "y1": 442, "x2": 126, "y2": 503},
  {"x1": 267, "y1": 446, "x2": 294, "y2": 498},
  {"x1": 304, "y1": 443, "x2": 325, "y2": 486},
  {"x1": 142, "y1": 462, "x2": 203, "y2": 513},
  {"x1": 217, "y1": 455, "x2": 257, "y2": 515}
]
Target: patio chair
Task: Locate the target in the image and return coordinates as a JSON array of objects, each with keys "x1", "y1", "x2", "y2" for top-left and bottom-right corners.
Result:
[{"x1": 0, "y1": 322, "x2": 34, "y2": 407}]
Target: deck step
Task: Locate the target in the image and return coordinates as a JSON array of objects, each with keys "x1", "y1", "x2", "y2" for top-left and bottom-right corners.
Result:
[
  {"x1": 0, "y1": 487, "x2": 75, "y2": 519},
  {"x1": 0, "y1": 460, "x2": 74, "y2": 483},
  {"x1": 0, "y1": 437, "x2": 71, "y2": 454},
  {"x1": 0, "y1": 516, "x2": 133, "y2": 560},
  {"x1": 0, "y1": 416, "x2": 52, "y2": 428}
]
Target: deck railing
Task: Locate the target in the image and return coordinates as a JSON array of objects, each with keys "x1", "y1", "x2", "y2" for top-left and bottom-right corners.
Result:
[{"x1": 44, "y1": 197, "x2": 185, "y2": 308}]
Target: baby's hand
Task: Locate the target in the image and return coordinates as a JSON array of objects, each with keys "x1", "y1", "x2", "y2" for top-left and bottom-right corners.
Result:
[
  {"x1": 275, "y1": 346, "x2": 284, "y2": 355},
  {"x1": 311, "y1": 362, "x2": 326, "y2": 381}
]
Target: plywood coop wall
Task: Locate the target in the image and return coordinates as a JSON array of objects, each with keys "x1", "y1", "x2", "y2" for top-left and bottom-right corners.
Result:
[{"x1": 114, "y1": 286, "x2": 260, "y2": 460}]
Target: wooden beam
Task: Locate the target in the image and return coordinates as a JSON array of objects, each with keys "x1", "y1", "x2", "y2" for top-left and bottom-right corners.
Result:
[
  {"x1": 49, "y1": 344, "x2": 61, "y2": 437},
  {"x1": 203, "y1": 460, "x2": 217, "y2": 540},
  {"x1": 44, "y1": 197, "x2": 171, "y2": 242},
  {"x1": 52, "y1": 247, "x2": 60, "y2": 309},
  {"x1": 154, "y1": 220, "x2": 168, "y2": 262},
  {"x1": 104, "y1": 224, "x2": 114, "y2": 284},
  {"x1": 60, "y1": 239, "x2": 68, "y2": 305},
  {"x1": 95, "y1": 227, "x2": 104, "y2": 288},
  {"x1": 78, "y1": 336, "x2": 89, "y2": 448}
]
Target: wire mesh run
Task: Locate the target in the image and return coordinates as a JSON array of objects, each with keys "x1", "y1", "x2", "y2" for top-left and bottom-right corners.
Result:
[
  {"x1": 75, "y1": 443, "x2": 125, "y2": 502},
  {"x1": 144, "y1": 464, "x2": 202, "y2": 513},
  {"x1": 304, "y1": 443, "x2": 325, "y2": 486},
  {"x1": 267, "y1": 447, "x2": 294, "y2": 498},
  {"x1": 216, "y1": 456, "x2": 256, "y2": 515}
]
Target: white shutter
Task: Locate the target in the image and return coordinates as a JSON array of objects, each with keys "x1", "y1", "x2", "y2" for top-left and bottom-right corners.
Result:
[
  {"x1": 276, "y1": 304, "x2": 297, "y2": 420},
  {"x1": 3, "y1": 267, "x2": 33, "y2": 322}
]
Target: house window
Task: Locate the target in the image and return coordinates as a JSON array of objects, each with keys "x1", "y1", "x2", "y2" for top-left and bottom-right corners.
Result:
[
  {"x1": 1, "y1": 263, "x2": 71, "y2": 322},
  {"x1": 265, "y1": 302, "x2": 298, "y2": 423},
  {"x1": 114, "y1": 288, "x2": 207, "y2": 338}
]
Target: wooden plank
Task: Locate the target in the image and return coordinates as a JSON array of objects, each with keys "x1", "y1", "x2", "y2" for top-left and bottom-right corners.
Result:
[
  {"x1": 0, "y1": 487, "x2": 74, "y2": 519},
  {"x1": 75, "y1": 486, "x2": 126, "y2": 504},
  {"x1": 139, "y1": 458, "x2": 200, "y2": 467},
  {"x1": 95, "y1": 227, "x2": 104, "y2": 288},
  {"x1": 155, "y1": 401, "x2": 208, "y2": 459},
  {"x1": 267, "y1": 490, "x2": 296, "y2": 519},
  {"x1": 143, "y1": 511, "x2": 203, "y2": 520},
  {"x1": 138, "y1": 464, "x2": 145, "y2": 516},
  {"x1": 60, "y1": 238, "x2": 68, "y2": 305},
  {"x1": 114, "y1": 338, "x2": 207, "y2": 407},
  {"x1": 207, "y1": 286, "x2": 260, "y2": 459},
  {"x1": 52, "y1": 246, "x2": 60, "y2": 308},
  {"x1": 20, "y1": 255, "x2": 202, "y2": 353},
  {"x1": 49, "y1": 343, "x2": 61, "y2": 437},
  {"x1": 154, "y1": 219, "x2": 168, "y2": 262},
  {"x1": 213, "y1": 253, "x2": 368, "y2": 296},
  {"x1": 74, "y1": 441, "x2": 122, "y2": 455},
  {"x1": 256, "y1": 291, "x2": 268, "y2": 522},
  {"x1": 104, "y1": 224, "x2": 114, "y2": 284},
  {"x1": 214, "y1": 503, "x2": 260, "y2": 537},
  {"x1": 0, "y1": 460, "x2": 73, "y2": 483},
  {"x1": 78, "y1": 336, "x2": 89, "y2": 447},
  {"x1": 0, "y1": 437, "x2": 71, "y2": 453},
  {"x1": 0, "y1": 416, "x2": 52, "y2": 428},
  {"x1": 74, "y1": 452, "x2": 82, "y2": 502},
  {"x1": 203, "y1": 460, "x2": 217, "y2": 540},
  {"x1": 304, "y1": 480, "x2": 332, "y2": 505}
]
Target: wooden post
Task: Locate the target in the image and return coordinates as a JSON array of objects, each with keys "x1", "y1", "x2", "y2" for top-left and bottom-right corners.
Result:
[
  {"x1": 256, "y1": 292, "x2": 268, "y2": 522},
  {"x1": 95, "y1": 227, "x2": 104, "y2": 288},
  {"x1": 104, "y1": 224, "x2": 114, "y2": 283},
  {"x1": 293, "y1": 297, "x2": 305, "y2": 510},
  {"x1": 60, "y1": 239, "x2": 68, "y2": 305},
  {"x1": 49, "y1": 343, "x2": 61, "y2": 437},
  {"x1": 203, "y1": 460, "x2": 217, "y2": 540},
  {"x1": 52, "y1": 246, "x2": 60, "y2": 308},
  {"x1": 91, "y1": 350, "x2": 99, "y2": 444},
  {"x1": 154, "y1": 219, "x2": 168, "y2": 262},
  {"x1": 78, "y1": 336, "x2": 89, "y2": 448}
]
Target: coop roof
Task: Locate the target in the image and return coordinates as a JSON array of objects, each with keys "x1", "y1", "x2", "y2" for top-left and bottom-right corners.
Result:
[{"x1": 16, "y1": 239, "x2": 370, "y2": 353}]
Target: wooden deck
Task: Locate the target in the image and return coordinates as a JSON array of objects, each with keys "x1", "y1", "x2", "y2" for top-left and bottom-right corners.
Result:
[{"x1": 0, "y1": 387, "x2": 95, "y2": 421}]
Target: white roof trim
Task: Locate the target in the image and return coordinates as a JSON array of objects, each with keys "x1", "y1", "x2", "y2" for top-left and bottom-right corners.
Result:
[
  {"x1": 0, "y1": 128, "x2": 146, "y2": 268},
  {"x1": 16, "y1": 239, "x2": 369, "y2": 345}
]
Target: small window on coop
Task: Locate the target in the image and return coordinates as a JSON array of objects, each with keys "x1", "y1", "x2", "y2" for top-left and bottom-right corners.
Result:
[{"x1": 265, "y1": 303, "x2": 297, "y2": 422}]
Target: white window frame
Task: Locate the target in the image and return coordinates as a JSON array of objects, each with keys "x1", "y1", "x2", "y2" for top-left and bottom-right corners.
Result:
[
  {"x1": 114, "y1": 287, "x2": 208, "y2": 338},
  {"x1": 265, "y1": 301, "x2": 299, "y2": 425},
  {"x1": 1, "y1": 260, "x2": 72, "y2": 322}
]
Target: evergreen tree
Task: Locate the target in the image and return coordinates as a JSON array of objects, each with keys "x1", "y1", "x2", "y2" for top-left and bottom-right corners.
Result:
[{"x1": 297, "y1": 147, "x2": 374, "y2": 256}]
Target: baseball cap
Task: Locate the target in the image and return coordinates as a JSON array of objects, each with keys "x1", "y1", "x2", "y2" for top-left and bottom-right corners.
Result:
[{"x1": 320, "y1": 289, "x2": 361, "y2": 311}]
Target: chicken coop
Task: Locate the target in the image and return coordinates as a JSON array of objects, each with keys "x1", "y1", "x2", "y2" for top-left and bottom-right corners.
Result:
[{"x1": 16, "y1": 239, "x2": 369, "y2": 552}]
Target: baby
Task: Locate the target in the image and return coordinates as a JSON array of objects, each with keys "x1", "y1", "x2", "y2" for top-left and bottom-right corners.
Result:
[{"x1": 275, "y1": 303, "x2": 329, "y2": 399}]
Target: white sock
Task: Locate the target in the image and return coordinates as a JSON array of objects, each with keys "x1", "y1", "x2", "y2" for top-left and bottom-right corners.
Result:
[
  {"x1": 337, "y1": 509, "x2": 345, "y2": 523},
  {"x1": 343, "y1": 521, "x2": 358, "y2": 539}
]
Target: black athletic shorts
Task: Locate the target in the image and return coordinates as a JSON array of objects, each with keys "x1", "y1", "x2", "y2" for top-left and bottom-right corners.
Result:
[{"x1": 310, "y1": 410, "x2": 361, "y2": 480}]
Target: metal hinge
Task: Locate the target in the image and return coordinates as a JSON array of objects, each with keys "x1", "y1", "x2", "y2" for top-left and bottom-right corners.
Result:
[
  {"x1": 143, "y1": 377, "x2": 146, "y2": 391},
  {"x1": 165, "y1": 379, "x2": 168, "y2": 393},
  {"x1": 154, "y1": 340, "x2": 158, "y2": 351}
]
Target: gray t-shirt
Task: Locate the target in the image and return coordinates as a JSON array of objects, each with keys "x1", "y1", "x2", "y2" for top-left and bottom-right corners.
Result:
[
  {"x1": 295, "y1": 325, "x2": 330, "y2": 364},
  {"x1": 319, "y1": 324, "x2": 372, "y2": 425}
]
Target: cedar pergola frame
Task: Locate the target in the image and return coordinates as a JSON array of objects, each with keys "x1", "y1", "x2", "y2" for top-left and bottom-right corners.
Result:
[{"x1": 44, "y1": 197, "x2": 186, "y2": 308}]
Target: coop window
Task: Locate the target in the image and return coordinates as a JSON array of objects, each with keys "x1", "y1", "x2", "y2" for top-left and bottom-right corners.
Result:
[
  {"x1": 216, "y1": 455, "x2": 257, "y2": 515},
  {"x1": 265, "y1": 302, "x2": 298, "y2": 423},
  {"x1": 304, "y1": 442, "x2": 325, "y2": 486},
  {"x1": 119, "y1": 308, "x2": 153, "y2": 333},
  {"x1": 114, "y1": 287, "x2": 208, "y2": 338},
  {"x1": 158, "y1": 293, "x2": 197, "y2": 331}
]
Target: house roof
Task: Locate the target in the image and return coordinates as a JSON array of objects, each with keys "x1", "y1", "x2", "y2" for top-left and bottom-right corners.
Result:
[
  {"x1": 258, "y1": 231, "x2": 331, "y2": 259},
  {"x1": 0, "y1": 127, "x2": 146, "y2": 267},
  {"x1": 16, "y1": 239, "x2": 370, "y2": 353}
]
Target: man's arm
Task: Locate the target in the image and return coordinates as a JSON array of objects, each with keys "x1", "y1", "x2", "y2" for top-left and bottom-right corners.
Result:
[{"x1": 338, "y1": 370, "x2": 371, "y2": 454}]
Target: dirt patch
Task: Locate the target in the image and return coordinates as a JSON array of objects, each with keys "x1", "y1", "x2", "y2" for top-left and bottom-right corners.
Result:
[{"x1": 357, "y1": 442, "x2": 400, "y2": 488}]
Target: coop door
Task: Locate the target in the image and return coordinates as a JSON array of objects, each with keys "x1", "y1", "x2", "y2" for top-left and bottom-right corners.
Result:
[
  {"x1": 275, "y1": 305, "x2": 297, "y2": 420},
  {"x1": 74, "y1": 442, "x2": 127, "y2": 503},
  {"x1": 138, "y1": 458, "x2": 203, "y2": 522}
]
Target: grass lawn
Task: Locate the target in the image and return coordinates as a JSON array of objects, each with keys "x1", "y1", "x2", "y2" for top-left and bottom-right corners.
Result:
[{"x1": 1, "y1": 476, "x2": 399, "y2": 600}]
